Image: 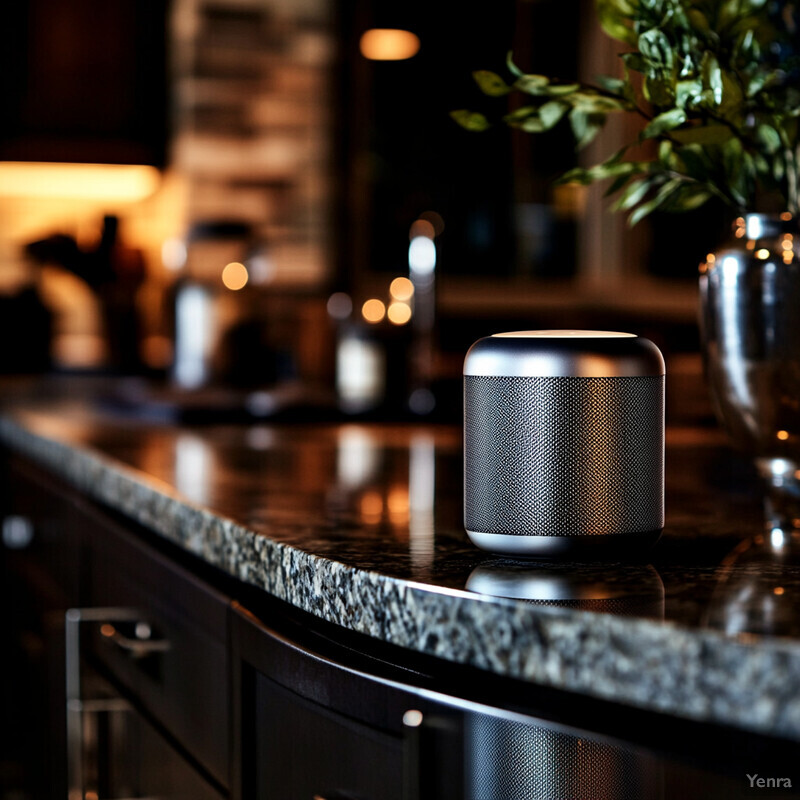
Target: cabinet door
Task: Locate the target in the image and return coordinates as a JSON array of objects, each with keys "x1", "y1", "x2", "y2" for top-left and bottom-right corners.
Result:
[
  {"x1": 0, "y1": 454, "x2": 87, "y2": 797},
  {"x1": 253, "y1": 672, "x2": 403, "y2": 800},
  {"x1": 87, "y1": 501, "x2": 231, "y2": 789},
  {"x1": 233, "y1": 605, "x2": 424, "y2": 800}
]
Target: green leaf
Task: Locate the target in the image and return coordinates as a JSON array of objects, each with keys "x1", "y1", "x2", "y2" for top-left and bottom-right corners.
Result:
[
  {"x1": 611, "y1": 177, "x2": 654, "y2": 211},
  {"x1": 722, "y1": 138, "x2": 748, "y2": 207},
  {"x1": 596, "y1": 0, "x2": 638, "y2": 44},
  {"x1": 561, "y1": 159, "x2": 642, "y2": 185},
  {"x1": 594, "y1": 75, "x2": 628, "y2": 95},
  {"x1": 774, "y1": 155, "x2": 785, "y2": 182},
  {"x1": 449, "y1": 110, "x2": 492, "y2": 132},
  {"x1": 644, "y1": 76, "x2": 675, "y2": 106},
  {"x1": 556, "y1": 166, "x2": 593, "y2": 185},
  {"x1": 622, "y1": 53, "x2": 647, "y2": 73},
  {"x1": 719, "y1": 69, "x2": 744, "y2": 117},
  {"x1": 638, "y1": 29, "x2": 674, "y2": 69},
  {"x1": 514, "y1": 74, "x2": 551, "y2": 95},
  {"x1": 756, "y1": 124, "x2": 782, "y2": 155},
  {"x1": 628, "y1": 178, "x2": 682, "y2": 225},
  {"x1": 686, "y1": 9, "x2": 711, "y2": 35},
  {"x1": 642, "y1": 108, "x2": 687, "y2": 139},
  {"x1": 569, "y1": 92, "x2": 629, "y2": 112},
  {"x1": 658, "y1": 139, "x2": 673, "y2": 166},
  {"x1": 568, "y1": 109, "x2": 606, "y2": 149},
  {"x1": 540, "y1": 82, "x2": 581, "y2": 96},
  {"x1": 539, "y1": 100, "x2": 570, "y2": 128},
  {"x1": 675, "y1": 79, "x2": 703, "y2": 109},
  {"x1": 506, "y1": 51, "x2": 523, "y2": 78},
  {"x1": 702, "y1": 53, "x2": 724, "y2": 106},
  {"x1": 671, "y1": 125, "x2": 733, "y2": 145},
  {"x1": 472, "y1": 70, "x2": 512, "y2": 97},
  {"x1": 674, "y1": 144, "x2": 711, "y2": 180},
  {"x1": 517, "y1": 116, "x2": 548, "y2": 133},
  {"x1": 671, "y1": 185, "x2": 713, "y2": 212},
  {"x1": 503, "y1": 106, "x2": 538, "y2": 124},
  {"x1": 605, "y1": 172, "x2": 635, "y2": 197},
  {"x1": 748, "y1": 69, "x2": 781, "y2": 98}
]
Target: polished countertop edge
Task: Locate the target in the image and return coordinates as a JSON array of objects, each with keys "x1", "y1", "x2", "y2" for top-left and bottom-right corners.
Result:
[{"x1": 2, "y1": 413, "x2": 800, "y2": 741}]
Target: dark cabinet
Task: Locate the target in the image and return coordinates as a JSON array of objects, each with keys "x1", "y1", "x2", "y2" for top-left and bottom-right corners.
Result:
[
  {"x1": 253, "y1": 675, "x2": 403, "y2": 800},
  {"x1": 88, "y1": 502, "x2": 230, "y2": 789},
  {"x1": 4, "y1": 448, "x2": 800, "y2": 800},
  {"x1": 1, "y1": 454, "x2": 226, "y2": 800},
  {"x1": 0, "y1": 0, "x2": 169, "y2": 166}
]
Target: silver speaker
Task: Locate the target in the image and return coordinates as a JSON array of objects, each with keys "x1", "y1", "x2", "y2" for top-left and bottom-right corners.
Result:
[{"x1": 464, "y1": 330, "x2": 665, "y2": 557}]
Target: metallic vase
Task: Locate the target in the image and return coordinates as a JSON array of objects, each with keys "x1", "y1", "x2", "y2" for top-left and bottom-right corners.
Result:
[{"x1": 699, "y1": 213, "x2": 800, "y2": 511}]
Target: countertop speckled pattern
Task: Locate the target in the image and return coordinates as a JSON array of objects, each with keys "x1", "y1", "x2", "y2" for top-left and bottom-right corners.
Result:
[{"x1": 2, "y1": 386, "x2": 800, "y2": 741}]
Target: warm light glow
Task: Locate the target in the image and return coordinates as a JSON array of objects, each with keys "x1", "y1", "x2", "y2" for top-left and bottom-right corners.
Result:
[
  {"x1": 706, "y1": 253, "x2": 716, "y2": 263},
  {"x1": 403, "y1": 709, "x2": 424, "y2": 727},
  {"x1": 0, "y1": 162, "x2": 160, "y2": 200},
  {"x1": 360, "y1": 491, "x2": 384, "y2": 523},
  {"x1": 362, "y1": 298, "x2": 386, "y2": 323},
  {"x1": 387, "y1": 486, "x2": 410, "y2": 525},
  {"x1": 162, "y1": 238, "x2": 187, "y2": 270},
  {"x1": 419, "y1": 210, "x2": 445, "y2": 236},
  {"x1": 777, "y1": 430, "x2": 790, "y2": 440},
  {"x1": 409, "y1": 219, "x2": 435, "y2": 240},
  {"x1": 781, "y1": 211, "x2": 793, "y2": 221},
  {"x1": 100, "y1": 624, "x2": 116, "y2": 638},
  {"x1": 494, "y1": 330, "x2": 634, "y2": 338},
  {"x1": 142, "y1": 335, "x2": 173, "y2": 369},
  {"x1": 775, "y1": 586, "x2": 785, "y2": 596},
  {"x1": 782, "y1": 235, "x2": 794, "y2": 250},
  {"x1": 755, "y1": 248, "x2": 770, "y2": 260},
  {"x1": 221, "y1": 261, "x2": 249, "y2": 290},
  {"x1": 390, "y1": 276, "x2": 414, "y2": 301},
  {"x1": 359, "y1": 28, "x2": 420, "y2": 61},
  {"x1": 387, "y1": 301, "x2": 412, "y2": 325}
]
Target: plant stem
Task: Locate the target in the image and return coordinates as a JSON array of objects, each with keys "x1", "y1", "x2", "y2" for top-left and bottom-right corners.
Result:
[{"x1": 662, "y1": 168, "x2": 737, "y2": 208}]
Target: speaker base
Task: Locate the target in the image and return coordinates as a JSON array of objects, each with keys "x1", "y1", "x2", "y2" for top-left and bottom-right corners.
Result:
[{"x1": 466, "y1": 529, "x2": 662, "y2": 559}]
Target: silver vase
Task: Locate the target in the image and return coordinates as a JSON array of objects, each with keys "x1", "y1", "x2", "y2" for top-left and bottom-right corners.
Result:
[{"x1": 699, "y1": 213, "x2": 800, "y2": 521}]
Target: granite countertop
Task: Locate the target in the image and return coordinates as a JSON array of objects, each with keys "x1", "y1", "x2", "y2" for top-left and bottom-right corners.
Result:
[{"x1": 2, "y1": 384, "x2": 800, "y2": 742}]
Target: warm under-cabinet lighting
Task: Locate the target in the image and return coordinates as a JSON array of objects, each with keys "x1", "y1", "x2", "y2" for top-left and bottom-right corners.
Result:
[{"x1": 0, "y1": 162, "x2": 160, "y2": 200}]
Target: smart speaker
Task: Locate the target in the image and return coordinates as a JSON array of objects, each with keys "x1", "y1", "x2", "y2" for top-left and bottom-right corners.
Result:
[{"x1": 463, "y1": 330, "x2": 665, "y2": 557}]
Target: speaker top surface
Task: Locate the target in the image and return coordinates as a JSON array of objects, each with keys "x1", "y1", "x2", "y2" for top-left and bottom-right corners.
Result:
[{"x1": 463, "y1": 330, "x2": 665, "y2": 378}]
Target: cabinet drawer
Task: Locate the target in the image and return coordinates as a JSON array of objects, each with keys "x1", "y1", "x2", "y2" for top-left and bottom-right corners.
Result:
[
  {"x1": 85, "y1": 500, "x2": 230, "y2": 789},
  {"x1": 254, "y1": 672, "x2": 403, "y2": 800}
]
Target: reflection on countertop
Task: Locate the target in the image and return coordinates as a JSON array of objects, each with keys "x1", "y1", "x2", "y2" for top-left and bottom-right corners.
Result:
[{"x1": 2, "y1": 377, "x2": 800, "y2": 741}]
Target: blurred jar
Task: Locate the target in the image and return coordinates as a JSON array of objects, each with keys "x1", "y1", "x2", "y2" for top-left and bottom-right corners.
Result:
[{"x1": 171, "y1": 220, "x2": 261, "y2": 389}]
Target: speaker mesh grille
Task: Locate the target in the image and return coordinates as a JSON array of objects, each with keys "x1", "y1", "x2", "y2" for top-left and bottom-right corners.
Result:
[{"x1": 464, "y1": 375, "x2": 663, "y2": 536}]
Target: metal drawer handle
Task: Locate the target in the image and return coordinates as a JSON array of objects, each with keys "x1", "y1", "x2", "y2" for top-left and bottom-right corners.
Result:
[
  {"x1": 100, "y1": 621, "x2": 170, "y2": 658},
  {"x1": 66, "y1": 608, "x2": 168, "y2": 800}
]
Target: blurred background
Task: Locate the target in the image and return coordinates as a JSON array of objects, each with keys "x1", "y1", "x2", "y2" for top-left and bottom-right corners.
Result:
[{"x1": 0, "y1": 0, "x2": 721, "y2": 424}]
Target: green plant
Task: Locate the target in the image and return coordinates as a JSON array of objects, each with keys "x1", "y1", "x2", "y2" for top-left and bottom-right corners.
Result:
[{"x1": 451, "y1": 0, "x2": 800, "y2": 223}]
